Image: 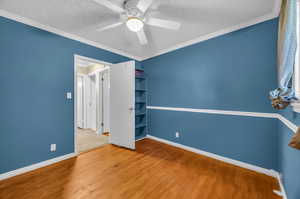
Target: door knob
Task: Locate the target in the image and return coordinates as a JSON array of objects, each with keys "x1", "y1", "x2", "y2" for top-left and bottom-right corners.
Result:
[{"x1": 129, "y1": 107, "x2": 134, "y2": 111}]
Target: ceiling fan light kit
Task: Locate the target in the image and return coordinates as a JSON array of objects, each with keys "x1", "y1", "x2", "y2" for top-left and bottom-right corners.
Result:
[
  {"x1": 126, "y1": 17, "x2": 144, "y2": 32},
  {"x1": 93, "y1": 0, "x2": 181, "y2": 45}
]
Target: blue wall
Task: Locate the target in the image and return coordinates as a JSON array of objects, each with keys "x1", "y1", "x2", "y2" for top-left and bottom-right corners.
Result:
[
  {"x1": 278, "y1": 108, "x2": 300, "y2": 199},
  {"x1": 150, "y1": 110, "x2": 279, "y2": 169},
  {"x1": 0, "y1": 16, "x2": 130, "y2": 174},
  {"x1": 1, "y1": 15, "x2": 299, "y2": 199},
  {"x1": 143, "y1": 19, "x2": 279, "y2": 170},
  {"x1": 143, "y1": 19, "x2": 278, "y2": 113}
]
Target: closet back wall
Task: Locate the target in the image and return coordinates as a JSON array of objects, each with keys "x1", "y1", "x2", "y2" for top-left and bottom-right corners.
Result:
[{"x1": 143, "y1": 19, "x2": 279, "y2": 170}]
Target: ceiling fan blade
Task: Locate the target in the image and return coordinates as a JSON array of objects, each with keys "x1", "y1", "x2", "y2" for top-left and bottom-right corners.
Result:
[
  {"x1": 136, "y1": 29, "x2": 148, "y2": 45},
  {"x1": 146, "y1": 17, "x2": 181, "y2": 30},
  {"x1": 137, "y1": 0, "x2": 153, "y2": 13},
  {"x1": 93, "y1": 0, "x2": 124, "y2": 13},
  {"x1": 96, "y1": 22, "x2": 123, "y2": 32}
]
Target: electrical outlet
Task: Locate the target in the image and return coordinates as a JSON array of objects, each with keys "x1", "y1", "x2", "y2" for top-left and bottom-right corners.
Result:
[
  {"x1": 175, "y1": 132, "x2": 180, "y2": 138},
  {"x1": 50, "y1": 144, "x2": 56, "y2": 152}
]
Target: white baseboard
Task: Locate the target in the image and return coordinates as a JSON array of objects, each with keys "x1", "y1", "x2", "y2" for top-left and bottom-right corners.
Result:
[
  {"x1": 274, "y1": 172, "x2": 288, "y2": 199},
  {"x1": 146, "y1": 135, "x2": 278, "y2": 177},
  {"x1": 147, "y1": 135, "x2": 289, "y2": 197},
  {"x1": 0, "y1": 153, "x2": 77, "y2": 181},
  {"x1": 136, "y1": 136, "x2": 147, "y2": 141}
]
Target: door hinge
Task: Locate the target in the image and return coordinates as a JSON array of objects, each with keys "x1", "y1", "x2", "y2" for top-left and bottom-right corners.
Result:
[
  {"x1": 101, "y1": 77, "x2": 104, "y2": 81},
  {"x1": 101, "y1": 122, "x2": 104, "y2": 126}
]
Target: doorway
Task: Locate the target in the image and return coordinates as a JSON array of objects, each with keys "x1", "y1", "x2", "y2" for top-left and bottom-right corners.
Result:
[
  {"x1": 74, "y1": 55, "x2": 136, "y2": 154},
  {"x1": 75, "y1": 55, "x2": 110, "y2": 153}
]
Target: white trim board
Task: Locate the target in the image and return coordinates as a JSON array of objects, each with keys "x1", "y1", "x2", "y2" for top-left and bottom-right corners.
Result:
[
  {"x1": 0, "y1": 10, "x2": 142, "y2": 61},
  {"x1": 135, "y1": 136, "x2": 147, "y2": 142},
  {"x1": 274, "y1": 172, "x2": 288, "y2": 199},
  {"x1": 0, "y1": 153, "x2": 76, "y2": 181},
  {"x1": 75, "y1": 54, "x2": 112, "y2": 66},
  {"x1": 147, "y1": 135, "x2": 278, "y2": 177},
  {"x1": 147, "y1": 106, "x2": 278, "y2": 118},
  {"x1": 277, "y1": 114, "x2": 298, "y2": 133},
  {"x1": 147, "y1": 106, "x2": 298, "y2": 134}
]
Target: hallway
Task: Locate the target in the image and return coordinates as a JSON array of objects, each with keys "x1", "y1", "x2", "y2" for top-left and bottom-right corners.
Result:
[{"x1": 77, "y1": 128, "x2": 109, "y2": 153}]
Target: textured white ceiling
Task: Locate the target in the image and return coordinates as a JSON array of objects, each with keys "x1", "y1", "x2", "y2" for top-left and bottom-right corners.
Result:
[{"x1": 0, "y1": 0, "x2": 279, "y2": 60}]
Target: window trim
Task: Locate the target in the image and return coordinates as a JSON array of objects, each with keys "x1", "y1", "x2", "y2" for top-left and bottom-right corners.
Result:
[{"x1": 292, "y1": 0, "x2": 300, "y2": 112}]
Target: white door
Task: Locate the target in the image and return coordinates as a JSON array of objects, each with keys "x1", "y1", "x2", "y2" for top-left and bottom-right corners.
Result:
[{"x1": 110, "y1": 61, "x2": 135, "y2": 149}]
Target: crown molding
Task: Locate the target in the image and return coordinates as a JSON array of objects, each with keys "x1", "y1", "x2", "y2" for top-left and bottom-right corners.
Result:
[
  {"x1": 0, "y1": 9, "x2": 143, "y2": 61},
  {"x1": 141, "y1": 0, "x2": 281, "y2": 60},
  {"x1": 273, "y1": 0, "x2": 282, "y2": 17},
  {"x1": 0, "y1": 0, "x2": 281, "y2": 61}
]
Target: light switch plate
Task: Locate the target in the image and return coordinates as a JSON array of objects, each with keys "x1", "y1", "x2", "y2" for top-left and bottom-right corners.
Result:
[
  {"x1": 50, "y1": 144, "x2": 56, "y2": 152},
  {"x1": 66, "y1": 92, "x2": 72, "y2": 99}
]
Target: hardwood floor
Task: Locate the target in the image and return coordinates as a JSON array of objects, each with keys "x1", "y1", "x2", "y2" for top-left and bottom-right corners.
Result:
[{"x1": 0, "y1": 138, "x2": 280, "y2": 199}]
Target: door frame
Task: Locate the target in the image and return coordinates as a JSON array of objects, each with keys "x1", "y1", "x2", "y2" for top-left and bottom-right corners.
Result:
[
  {"x1": 76, "y1": 73, "x2": 85, "y2": 128},
  {"x1": 74, "y1": 54, "x2": 112, "y2": 155}
]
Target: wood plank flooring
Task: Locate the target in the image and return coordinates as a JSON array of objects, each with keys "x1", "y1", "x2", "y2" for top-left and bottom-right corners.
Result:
[{"x1": 0, "y1": 138, "x2": 281, "y2": 199}]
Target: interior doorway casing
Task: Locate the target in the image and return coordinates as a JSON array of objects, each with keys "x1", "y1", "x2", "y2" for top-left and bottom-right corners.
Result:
[
  {"x1": 94, "y1": 69, "x2": 110, "y2": 134},
  {"x1": 74, "y1": 54, "x2": 112, "y2": 155},
  {"x1": 77, "y1": 74, "x2": 85, "y2": 129}
]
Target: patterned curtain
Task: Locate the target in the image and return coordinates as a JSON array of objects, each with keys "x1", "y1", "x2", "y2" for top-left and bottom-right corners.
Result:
[{"x1": 270, "y1": 0, "x2": 298, "y2": 110}]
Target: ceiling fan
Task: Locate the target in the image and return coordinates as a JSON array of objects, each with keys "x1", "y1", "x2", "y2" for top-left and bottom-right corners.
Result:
[{"x1": 93, "y1": 0, "x2": 181, "y2": 45}]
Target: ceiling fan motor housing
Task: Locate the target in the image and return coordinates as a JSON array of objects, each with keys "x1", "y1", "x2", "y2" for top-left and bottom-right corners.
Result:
[{"x1": 124, "y1": 0, "x2": 144, "y2": 19}]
